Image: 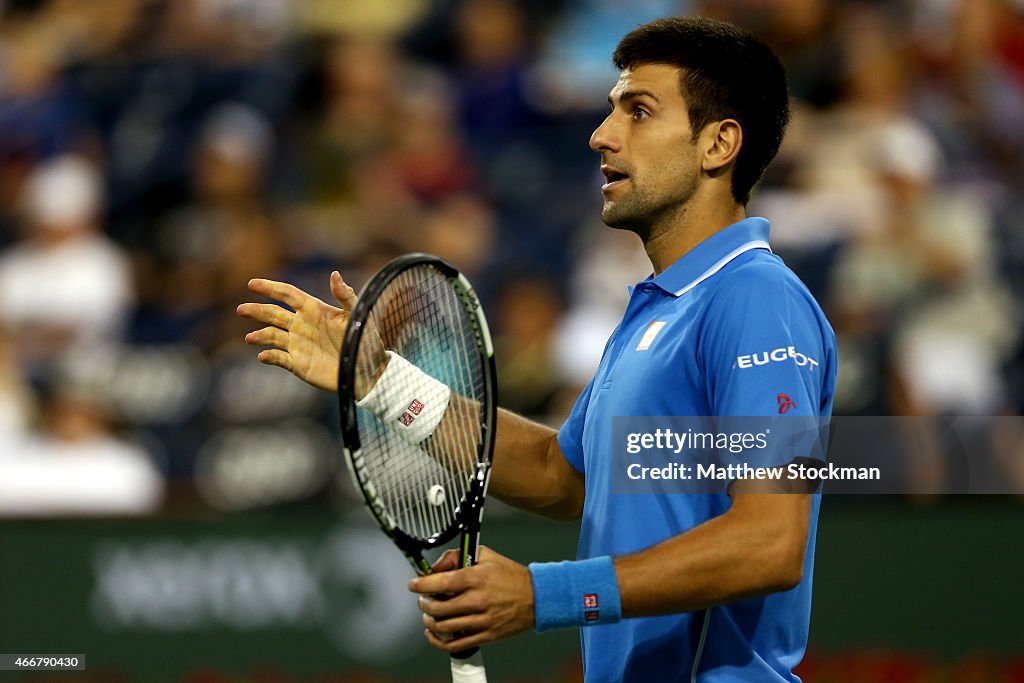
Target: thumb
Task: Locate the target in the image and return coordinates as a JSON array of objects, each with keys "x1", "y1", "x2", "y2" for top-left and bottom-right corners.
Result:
[{"x1": 331, "y1": 271, "x2": 358, "y2": 310}]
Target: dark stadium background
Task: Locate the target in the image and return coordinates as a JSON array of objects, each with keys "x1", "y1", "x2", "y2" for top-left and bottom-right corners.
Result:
[{"x1": 0, "y1": 1, "x2": 1022, "y2": 681}]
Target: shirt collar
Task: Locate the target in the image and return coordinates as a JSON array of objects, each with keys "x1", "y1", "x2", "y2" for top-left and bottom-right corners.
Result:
[{"x1": 633, "y1": 217, "x2": 772, "y2": 297}]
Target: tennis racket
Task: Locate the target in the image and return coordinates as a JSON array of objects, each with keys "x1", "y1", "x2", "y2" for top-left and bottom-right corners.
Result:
[{"x1": 337, "y1": 254, "x2": 496, "y2": 683}]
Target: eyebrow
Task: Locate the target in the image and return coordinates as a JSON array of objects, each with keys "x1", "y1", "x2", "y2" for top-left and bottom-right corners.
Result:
[{"x1": 607, "y1": 89, "x2": 661, "y2": 107}]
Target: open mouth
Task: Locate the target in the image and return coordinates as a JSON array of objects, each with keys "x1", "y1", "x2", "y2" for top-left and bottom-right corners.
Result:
[{"x1": 601, "y1": 167, "x2": 630, "y2": 190}]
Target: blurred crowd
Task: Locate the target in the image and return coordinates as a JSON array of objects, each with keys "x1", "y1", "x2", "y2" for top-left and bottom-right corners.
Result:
[{"x1": 0, "y1": 0, "x2": 1022, "y2": 515}]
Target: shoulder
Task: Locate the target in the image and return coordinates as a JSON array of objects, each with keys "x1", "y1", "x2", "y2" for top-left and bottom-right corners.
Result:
[
  {"x1": 711, "y1": 250, "x2": 812, "y2": 304},
  {"x1": 697, "y1": 250, "x2": 835, "y2": 350}
]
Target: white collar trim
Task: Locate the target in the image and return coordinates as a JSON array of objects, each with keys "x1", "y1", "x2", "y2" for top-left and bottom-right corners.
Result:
[{"x1": 672, "y1": 240, "x2": 772, "y2": 297}]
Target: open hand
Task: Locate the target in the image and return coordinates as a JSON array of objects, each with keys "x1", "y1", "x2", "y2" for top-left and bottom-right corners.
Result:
[{"x1": 237, "y1": 271, "x2": 357, "y2": 392}]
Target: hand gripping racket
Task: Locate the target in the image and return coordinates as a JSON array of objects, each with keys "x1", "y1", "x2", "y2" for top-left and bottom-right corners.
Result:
[{"x1": 338, "y1": 254, "x2": 496, "y2": 683}]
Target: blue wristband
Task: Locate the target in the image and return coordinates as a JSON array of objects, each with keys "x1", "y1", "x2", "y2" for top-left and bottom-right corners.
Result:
[{"x1": 528, "y1": 556, "x2": 622, "y2": 632}]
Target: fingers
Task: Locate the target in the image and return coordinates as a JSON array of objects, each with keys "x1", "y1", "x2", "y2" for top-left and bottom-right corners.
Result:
[
  {"x1": 423, "y1": 627, "x2": 489, "y2": 654},
  {"x1": 417, "y1": 593, "x2": 480, "y2": 621},
  {"x1": 422, "y1": 608, "x2": 484, "y2": 633},
  {"x1": 245, "y1": 326, "x2": 288, "y2": 350},
  {"x1": 256, "y1": 349, "x2": 294, "y2": 372},
  {"x1": 330, "y1": 271, "x2": 358, "y2": 310},
  {"x1": 409, "y1": 567, "x2": 473, "y2": 596},
  {"x1": 430, "y1": 549, "x2": 462, "y2": 574},
  {"x1": 247, "y1": 278, "x2": 309, "y2": 310},
  {"x1": 236, "y1": 302, "x2": 293, "y2": 330},
  {"x1": 422, "y1": 612, "x2": 488, "y2": 638}
]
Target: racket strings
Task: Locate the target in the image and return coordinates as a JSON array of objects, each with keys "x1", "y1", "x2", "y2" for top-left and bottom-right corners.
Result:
[{"x1": 354, "y1": 265, "x2": 485, "y2": 541}]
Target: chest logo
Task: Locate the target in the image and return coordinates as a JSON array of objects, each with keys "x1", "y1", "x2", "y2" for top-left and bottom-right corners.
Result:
[{"x1": 636, "y1": 321, "x2": 667, "y2": 351}]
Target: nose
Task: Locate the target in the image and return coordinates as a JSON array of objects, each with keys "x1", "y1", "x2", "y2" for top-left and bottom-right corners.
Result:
[{"x1": 589, "y1": 114, "x2": 621, "y2": 154}]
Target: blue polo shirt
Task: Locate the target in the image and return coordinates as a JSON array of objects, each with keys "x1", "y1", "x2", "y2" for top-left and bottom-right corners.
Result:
[{"x1": 557, "y1": 217, "x2": 837, "y2": 683}]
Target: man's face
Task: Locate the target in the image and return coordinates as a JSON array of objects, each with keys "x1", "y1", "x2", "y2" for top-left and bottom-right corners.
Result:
[{"x1": 589, "y1": 63, "x2": 701, "y2": 236}]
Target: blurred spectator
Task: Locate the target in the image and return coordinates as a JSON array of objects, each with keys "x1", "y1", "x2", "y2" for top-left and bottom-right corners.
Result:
[
  {"x1": 132, "y1": 104, "x2": 283, "y2": 348},
  {"x1": 0, "y1": 154, "x2": 133, "y2": 367},
  {"x1": 0, "y1": 0, "x2": 1019, "y2": 506},
  {"x1": 0, "y1": 377, "x2": 163, "y2": 516},
  {"x1": 532, "y1": 0, "x2": 682, "y2": 112},
  {"x1": 911, "y1": 0, "x2": 1024, "y2": 184},
  {"x1": 302, "y1": 36, "x2": 402, "y2": 205},
  {"x1": 0, "y1": 326, "x2": 35, "y2": 447},
  {"x1": 0, "y1": 4, "x2": 92, "y2": 245},
  {"x1": 700, "y1": 0, "x2": 844, "y2": 108},
  {"x1": 0, "y1": 7, "x2": 89, "y2": 161},
  {"x1": 450, "y1": 0, "x2": 541, "y2": 154},
  {"x1": 752, "y1": 7, "x2": 921, "y2": 298},
  {"x1": 315, "y1": 68, "x2": 483, "y2": 279},
  {"x1": 492, "y1": 274, "x2": 566, "y2": 418},
  {"x1": 298, "y1": 0, "x2": 428, "y2": 39},
  {"x1": 744, "y1": 3, "x2": 1021, "y2": 416},
  {"x1": 289, "y1": 35, "x2": 408, "y2": 274},
  {"x1": 379, "y1": 77, "x2": 478, "y2": 205},
  {"x1": 832, "y1": 119, "x2": 1018, "y2": 415},
  {"x1": 174, "y1": 0, "x2": 294, "y2": 62},
  {"x1": 419, "y1": 195, "x2": 495, "y2": 281},
  {"x1": 554, "y1": 223, "x2": 650, "y2": 389}
]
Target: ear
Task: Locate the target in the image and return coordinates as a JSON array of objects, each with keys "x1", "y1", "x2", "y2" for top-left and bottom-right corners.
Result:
[{"x1": 701, "y1": 119, "x2": 742, "y2": 174}]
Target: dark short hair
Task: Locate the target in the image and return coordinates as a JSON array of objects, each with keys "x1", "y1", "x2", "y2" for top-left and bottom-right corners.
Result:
[{"x1": 613, "y1": 17, "x2": 790, "y2": 205}]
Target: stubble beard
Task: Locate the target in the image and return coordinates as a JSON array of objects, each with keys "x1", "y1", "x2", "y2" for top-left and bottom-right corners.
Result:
[{"x1": 600, "y1": 176, "x2": 697, "y2": 243}]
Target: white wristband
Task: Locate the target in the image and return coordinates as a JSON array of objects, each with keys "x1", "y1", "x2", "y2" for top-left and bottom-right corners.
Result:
[{"x1": 356, "y1": 351, "x2": 451, "y2": 444}]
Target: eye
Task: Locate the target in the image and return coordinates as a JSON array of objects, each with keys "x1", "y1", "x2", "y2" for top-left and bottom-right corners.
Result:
[{"x1": 632, "y1": 107, "x2": 650, "y2": 121}]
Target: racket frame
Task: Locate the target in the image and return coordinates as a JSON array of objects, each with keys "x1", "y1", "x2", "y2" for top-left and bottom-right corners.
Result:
[{"x1": 338, "y1": 253, "x2": 497, "y2": 576}]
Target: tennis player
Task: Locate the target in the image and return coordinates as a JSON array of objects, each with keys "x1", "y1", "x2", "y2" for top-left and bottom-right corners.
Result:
[{"x1": 239, "y1": 16, "x2": 836, "y2": 683}]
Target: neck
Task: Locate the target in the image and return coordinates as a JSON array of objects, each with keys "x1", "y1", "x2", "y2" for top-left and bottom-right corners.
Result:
[{"x1": 643, "y1": 194, "x2": 746, "y2": 275}]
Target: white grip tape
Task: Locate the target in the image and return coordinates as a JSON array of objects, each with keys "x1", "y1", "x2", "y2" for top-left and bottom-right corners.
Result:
[
  {"x1": 356, "y1": 351, "x2": 451, "y2": 444},
  {"x1": 450, "y1": 650, "x2": 487, "y2": 683}
]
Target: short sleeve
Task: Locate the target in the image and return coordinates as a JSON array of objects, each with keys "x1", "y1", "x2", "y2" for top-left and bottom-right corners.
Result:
[
  {"x1": 701, "y1": 263, "x2": 833, "y2": 418},
  {"x1": 699, "y1": 263, "x2": 835, "y2": 474},
  {"x1": 557, "y1": 378, "x2": 595, "y2": 475}
]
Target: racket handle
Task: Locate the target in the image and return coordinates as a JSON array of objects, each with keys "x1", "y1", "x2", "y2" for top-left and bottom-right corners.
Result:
[{"x1": 450, "y1": 648, "x2": 487, "y2": 683}]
